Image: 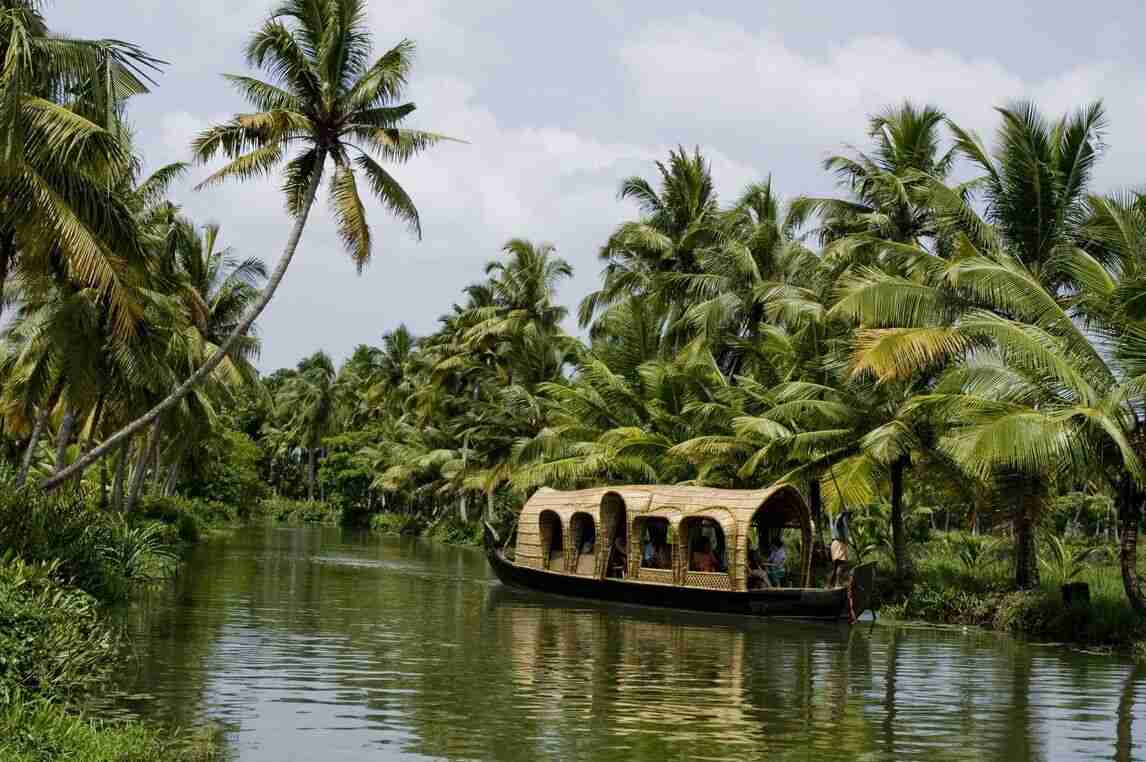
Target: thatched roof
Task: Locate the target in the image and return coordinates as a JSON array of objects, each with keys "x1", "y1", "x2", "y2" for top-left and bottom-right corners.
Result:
[{"x1": 518, "y1": 483, "x2": 807, "y2": 529}]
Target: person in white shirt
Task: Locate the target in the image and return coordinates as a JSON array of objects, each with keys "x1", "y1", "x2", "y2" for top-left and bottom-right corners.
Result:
[
  {"x1": 828, "y1": 510, "x2": 853, "y2": 586},
  {"x1": 766, "y1": 540, "x2": 787, "y2": 587}
]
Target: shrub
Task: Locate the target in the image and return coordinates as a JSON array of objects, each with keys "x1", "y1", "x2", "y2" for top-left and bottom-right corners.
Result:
[
  {"x1": 0, "y1": 555, "x2": 118, "y2": 704},
  {"x1": 138, "y1": 495, "x2": 246, "y2": 535},
  {"x1": 256, "y1": 497, "x2": 341, "y2": 525},
  {"x1": 369, "y1": 512, "x2": 424, "y2": 535},
  {"x1": 0, "y1": 490, "x2": 186, "y2": 602},
  {"x1": 0, "y1": 694, "x2": 224, "y2": 762},
  {"x1": 179, "y1": 429, "x2": 267, "y2": 508},
  {"x1": 427, "y1": 515, "x2": 483, "y2": 546}
]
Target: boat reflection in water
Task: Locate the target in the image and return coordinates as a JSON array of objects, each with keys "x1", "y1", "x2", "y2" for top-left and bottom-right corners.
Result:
[{"x1": 485, "y1": 583, "x2": 879, "y2": 759}]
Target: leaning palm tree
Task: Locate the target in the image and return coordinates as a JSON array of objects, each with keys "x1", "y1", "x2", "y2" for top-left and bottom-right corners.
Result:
[{"x1": 45, "y1": 0, "x2": 453, "y2": 489}]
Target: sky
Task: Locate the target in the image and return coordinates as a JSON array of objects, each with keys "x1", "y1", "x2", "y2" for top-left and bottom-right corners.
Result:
[{"x1": 54, "y1": 0, "x2": 1146, "y2": 372}]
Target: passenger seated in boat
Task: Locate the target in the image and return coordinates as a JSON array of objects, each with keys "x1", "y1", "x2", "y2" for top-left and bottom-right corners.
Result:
[
  {"x1": 608, "y1": 535, "x2": 628, "y2": 578},
  {"x1": 766, "y1": 540, "x2": 787, "y2": 587},
  {"x1": 642, "y1": 526, "x2": 672, "y2": 569},
  {"x1": 691, "y1": 537, "x2": 719, "y2": 573},
  {"x1": 747, "y1": 550, "x2": 771, "y2": 589}
]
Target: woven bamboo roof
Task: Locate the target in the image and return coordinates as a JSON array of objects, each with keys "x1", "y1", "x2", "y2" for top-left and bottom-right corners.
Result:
[{"x1": 519, "y1": 484, "x2": 807, "y2": 528}]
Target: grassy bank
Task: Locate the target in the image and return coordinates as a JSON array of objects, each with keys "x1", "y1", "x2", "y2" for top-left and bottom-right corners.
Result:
[
  {"x1": 0, "y1": 490, "x2": 224, "y2": 761},
  {"x1": 873, "y1": 531, "x2": 1146, "y2": 655},
  {"x1": 369, "y1": 511, "x2": 485, "y2": 546}
]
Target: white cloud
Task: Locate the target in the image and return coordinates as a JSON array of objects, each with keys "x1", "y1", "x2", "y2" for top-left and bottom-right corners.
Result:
[
  {"x1": 65, "y1": 2, "x2": 1146, "y2": 371},
  {"x1": 619, "y1": 15, "x2": 1146, "y2": 189}
]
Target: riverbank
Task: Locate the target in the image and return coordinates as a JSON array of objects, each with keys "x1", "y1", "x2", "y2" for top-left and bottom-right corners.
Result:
[
  {"x1": 873, "y1": 532, "x2": 1146, "y2": 657},
  {"x1": 0, "y1": 490, "x2": 224, "y2": 761},
  {"x1": 369, "y1": 511, "x2": 484, "y2": 545}
]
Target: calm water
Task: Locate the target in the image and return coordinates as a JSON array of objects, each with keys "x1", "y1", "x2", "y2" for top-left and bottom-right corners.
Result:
[{"x1": 111, "y1": 526, "x2": 1146, "y2": 761}]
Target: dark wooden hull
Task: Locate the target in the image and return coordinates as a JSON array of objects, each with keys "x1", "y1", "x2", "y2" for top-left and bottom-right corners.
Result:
[{"x1": 484, "y1": 524, "x2": 873, "y2": 621}]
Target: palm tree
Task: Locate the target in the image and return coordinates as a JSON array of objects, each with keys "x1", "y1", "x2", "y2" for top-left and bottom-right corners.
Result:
[
  {"x1": 665, "y1": 178, "x2": 825, "y2": 380},
  {"x1": 789, "y1": 102, "x2": 953, "y2": 271},
  {"x1": 0, "y1": 0, "x2": 162, "y2": 329},
  {"x1": 831, "y1": 101, "x2": 1115, "y2": 588},
  {"x1": 276, "y1": 352, "x2": 338, "y2": 500},
  {"x1": 579, "y1": 147, "x2": 721, "y2": 332},
  {"x1": 44, "y1": 0, "x2": 453, "y2": 490}
]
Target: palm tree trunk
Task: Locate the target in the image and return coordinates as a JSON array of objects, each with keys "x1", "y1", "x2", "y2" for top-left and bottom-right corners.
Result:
[
  {"x1": 307, "y1": 447, "x2": 316, "y2": 501},
  {"x1": 111, "y1": 441, "x2": 128, "y2": 510},
  {"x1": 16, "y1": 379, "x2": 63, "y2": 488},
  {"x1": 164, "y1": 459, "x2": 180, "y2": 496},
  {"x1": 77, "y1": 392, "x2": 106, "y2": 484},
  {"x1": 1118, "y1": 476, "x2": 1146, "y2": 614},
  {"x1": 16, "y1": 406, "x2": 48, "y2": 489},
  {"x1": 42, "y1": 148, "x2": 329, "y2": 491},
  {"x1": 808, "y1": 477, "x2": 824, "y2": 543},
  {"x1": 126, "y1": 418, "x2": 162, "y2": 513},
  {"x1": 1013, "y1": 479, "x2": 1041, "y2": 589},
  {"x1": 0, "y1": 227, "x2": 15, "y2": 321},
  {"x1": 100, "y1": 455, "x2": 109, "y2": 509},
  {"x1": 890, "y1": 455, "x2": 910, "y2": 579},
  {"x1": 54, "y1": 407, "x2": 76, "y2": 472},
  {"x1": 486, "y1": 490, "x2": 495, "y2": 522}
]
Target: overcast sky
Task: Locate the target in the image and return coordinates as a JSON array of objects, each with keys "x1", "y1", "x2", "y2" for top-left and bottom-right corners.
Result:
[{"x1": 54, "y1": 0, "x2": 1146, "y2": 371}]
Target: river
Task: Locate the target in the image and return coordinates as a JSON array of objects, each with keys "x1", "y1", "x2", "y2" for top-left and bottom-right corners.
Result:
[{"x1": 111, "y1": 526, "x2": 1145, "y2": 761}]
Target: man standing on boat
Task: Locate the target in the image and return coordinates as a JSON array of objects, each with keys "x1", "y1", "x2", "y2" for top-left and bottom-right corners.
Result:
[{"x1": 828, "y1": 510, "x2": 853, "y2": 587}]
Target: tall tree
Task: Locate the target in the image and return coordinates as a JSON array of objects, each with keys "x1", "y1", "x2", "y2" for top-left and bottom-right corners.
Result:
[{"x1": 44, "y1": 0, "x2": 452, "y2": 489}]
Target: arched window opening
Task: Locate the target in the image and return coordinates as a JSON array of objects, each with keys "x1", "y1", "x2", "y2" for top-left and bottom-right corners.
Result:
[
  {"x1": 539, "y1": 510, "x2": 564, "y2": 571},
  {"x1": 747, "y1": 522, "x2": 796, "y2": 589},
  {"x1": 632, "y1": 515, "x2": 675, "y2": 584},
  {"x1": 685, "y1": 518, "x2": 726, "y2": 573},
  {"x1": 570, "y1": 512, "x2": 596, "y2": 575},
  {"x1": 639, "y1": 518, "x2": 673, "y2": 570},
  {"x1": 746, "y1": 487, "x2": 812, "y2": 588},
  {"x1": 601, "y1": 493, "x2": 628, "y2": 579}
]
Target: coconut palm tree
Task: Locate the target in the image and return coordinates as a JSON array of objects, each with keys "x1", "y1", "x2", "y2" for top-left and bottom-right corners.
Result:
[
  {"x1": 0, "y1": 0, "x2": 162, "y2": 329},
  {"x1": 789, "y1": 102, "x2": 953, "y2": 271},
  {"x1": 276, "y1": 351, "x2": 338, "y2": 500},
  {"x1": 830, "y1": 101, "x2": 1116, "y2": 588},
  {"x1": 44, "y1": 0, "x2": 453, "y2": 490},
  {"x1": 579, "y1": 147, "x2": 721, "y2": 332}
]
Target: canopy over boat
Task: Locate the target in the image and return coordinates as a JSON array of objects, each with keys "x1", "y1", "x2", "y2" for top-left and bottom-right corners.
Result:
[{"x1": 513, "y1": 484, "x2": 813, "y2": 591}]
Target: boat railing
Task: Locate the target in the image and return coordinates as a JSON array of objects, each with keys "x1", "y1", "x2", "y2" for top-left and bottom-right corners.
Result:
[
  {"x1": 683, "y1": 570, "x2": 733, "y2": 591},
  {"x1": 635, "y1": 567, "x2": 675, "y2": 585}
]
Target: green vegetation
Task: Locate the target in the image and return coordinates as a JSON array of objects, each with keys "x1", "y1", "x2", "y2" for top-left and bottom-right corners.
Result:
[
  {"x1": 880, "y1": 532, "x2": 1146, "y2": 651},
  {"x1": 1, "y1": 0, "x2": 1146, "y2": 715},
  {"x1": 0, "y1": 489, "x2": 222, "y2": 760},
  {"x1": 246, "y1": 106, "x2": 1146, "y2": 649}
]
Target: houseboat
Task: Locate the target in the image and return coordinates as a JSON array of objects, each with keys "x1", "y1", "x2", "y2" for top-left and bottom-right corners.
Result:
[{"x1": 483, "y1": 484, "x2": 874, "y2": 622}]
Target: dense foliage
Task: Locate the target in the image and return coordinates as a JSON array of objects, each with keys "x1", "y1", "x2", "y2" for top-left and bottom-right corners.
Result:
[
  {"x1": 1, "y1": 0, "x2": 1145, "y2": 634},
  {"x1": 247, "y1": 112, "x2": 1146, "y2": 617}
]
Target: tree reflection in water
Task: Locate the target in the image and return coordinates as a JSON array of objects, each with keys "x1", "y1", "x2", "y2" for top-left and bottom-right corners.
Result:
[{"x1": 107, "y1": 528, "x2": 1146, "y2": 761}]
